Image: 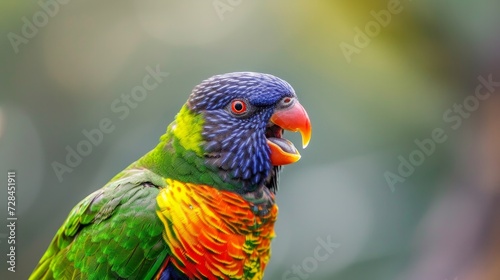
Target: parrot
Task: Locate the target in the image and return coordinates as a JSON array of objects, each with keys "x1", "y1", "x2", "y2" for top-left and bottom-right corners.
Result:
[{"x1": 30, "y1": 72, "x2": 312, "y2": 280}]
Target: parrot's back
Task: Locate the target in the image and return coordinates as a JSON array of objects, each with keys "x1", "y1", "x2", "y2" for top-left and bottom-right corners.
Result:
[
  {"x1": 30, "y1": 169, "x2": 168, "y2": 279},
  {"x1": 30, "y1": 168, "x2": 278, "y2": 280}
]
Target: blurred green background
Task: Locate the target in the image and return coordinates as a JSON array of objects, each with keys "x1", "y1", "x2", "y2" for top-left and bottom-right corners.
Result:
[{"x1": 2, "y1": 1, "x2": 500, "y2": 279}]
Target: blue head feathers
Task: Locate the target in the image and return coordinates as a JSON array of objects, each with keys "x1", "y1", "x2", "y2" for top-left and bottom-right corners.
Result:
[{"x1": 187, "y1": 72, "x2": 296, "y2": 193}]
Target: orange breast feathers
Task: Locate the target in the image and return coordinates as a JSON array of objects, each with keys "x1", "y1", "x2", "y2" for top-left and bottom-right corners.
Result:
[{"x1": 156, "y1": 179, "x2": 278, "y2": 280}]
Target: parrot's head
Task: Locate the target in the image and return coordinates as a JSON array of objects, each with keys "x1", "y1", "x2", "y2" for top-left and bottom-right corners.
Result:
[{"x1": 171, "y1": 72, "x2": 311, "y2": 194}]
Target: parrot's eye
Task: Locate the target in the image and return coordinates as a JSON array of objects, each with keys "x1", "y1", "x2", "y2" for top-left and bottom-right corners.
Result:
[{"x1": 230, "y1": 99, "x2": 247, "y2": 115}]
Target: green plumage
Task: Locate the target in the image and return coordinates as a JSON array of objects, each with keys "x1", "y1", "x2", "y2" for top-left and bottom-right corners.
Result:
[
  {"x1": 31, "y1": 105, "x2": 212, "y2": 280},
  {"x1": 138, "y1": 105, "x2": 234, "y2": 190},
  {"x1": 30, "y1": 169, "x2": 169, "y2": 280}
]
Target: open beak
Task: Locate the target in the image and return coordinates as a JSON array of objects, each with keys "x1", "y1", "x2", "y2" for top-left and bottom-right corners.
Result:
[{"x1": 266, "y1": 100, "x2": 311, "y2": 166}]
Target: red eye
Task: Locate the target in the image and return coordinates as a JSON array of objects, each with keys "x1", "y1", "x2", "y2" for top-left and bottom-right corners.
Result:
[{"x1": 231, "y1": 100, "x2": 247, "y2": 114}]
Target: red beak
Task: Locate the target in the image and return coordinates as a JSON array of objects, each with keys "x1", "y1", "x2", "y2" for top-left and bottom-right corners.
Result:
[{"x1": 267, "y1": 100, "x2": 312, "y2": 166}]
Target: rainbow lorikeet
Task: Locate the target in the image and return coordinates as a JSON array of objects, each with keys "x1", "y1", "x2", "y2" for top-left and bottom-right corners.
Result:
[{"x1": 30, "y1": 72, "x2": 312, "y2": 280}]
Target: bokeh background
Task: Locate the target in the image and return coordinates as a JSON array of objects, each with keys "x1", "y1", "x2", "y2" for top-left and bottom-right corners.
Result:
[{"x1": 2, "y1": 1, "x2": 500, "y2": 279}]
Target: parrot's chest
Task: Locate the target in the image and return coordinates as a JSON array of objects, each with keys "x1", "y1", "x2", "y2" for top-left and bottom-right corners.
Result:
[{"x1": 156, "y1": 179, "x2": 278, "y2": 280}]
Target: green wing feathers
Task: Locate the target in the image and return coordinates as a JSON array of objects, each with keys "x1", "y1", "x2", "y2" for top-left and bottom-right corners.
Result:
[{"x1": 30, "y1": 169, "x2": 169, "y2": 280}]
